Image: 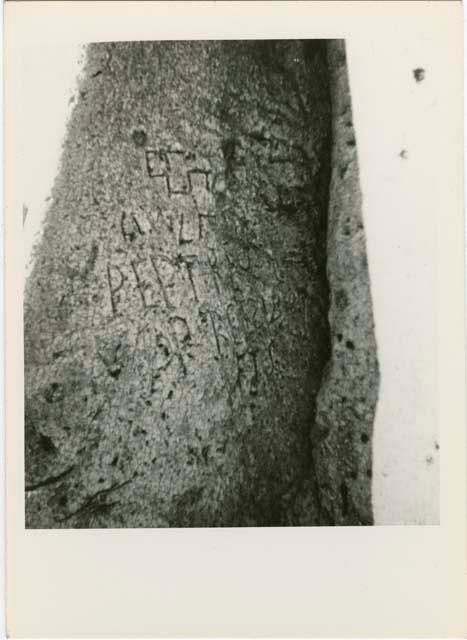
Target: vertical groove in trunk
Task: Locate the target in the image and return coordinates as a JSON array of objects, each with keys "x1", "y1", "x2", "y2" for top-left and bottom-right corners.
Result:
[{"x1": 310, "y1": 41, "x2": 380, "y2": 525}]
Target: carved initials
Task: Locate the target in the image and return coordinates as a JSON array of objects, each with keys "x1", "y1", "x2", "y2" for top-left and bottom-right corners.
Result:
[
  {"x1": 107, "y1": 265, "x2": 126, "y2": 315},
  {"x1": 121, "y1": 211, "x2": 146, "y2": 242},
  {"x1": 146, "y1": 148, "x2": 212, "y2": 199}
]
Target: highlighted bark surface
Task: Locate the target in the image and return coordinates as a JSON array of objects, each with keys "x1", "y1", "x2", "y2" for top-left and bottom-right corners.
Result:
[{"x1": 24, "y1": 40, "x2": 378, "y2": 527}]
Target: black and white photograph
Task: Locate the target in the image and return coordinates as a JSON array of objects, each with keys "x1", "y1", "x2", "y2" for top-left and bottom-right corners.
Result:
[
  {"x1": 5, "y1": 1, "x2": 465, "y2": 636},
  {"x1": 22, "y1": 39, "x2": 382, "y2": 528}
]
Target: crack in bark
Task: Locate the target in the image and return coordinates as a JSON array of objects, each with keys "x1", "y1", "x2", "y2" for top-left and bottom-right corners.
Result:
[
  {"x1": 25, "y1": 464, "x2": 76, "y2": 492},
  {"x1": 57, "y1": 478, "x2": 133, "y2": 522}
]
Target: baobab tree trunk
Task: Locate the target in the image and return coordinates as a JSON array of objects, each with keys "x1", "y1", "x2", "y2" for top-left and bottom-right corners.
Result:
[{"x1": 24, "y1": 40, "x2": 379, "y2": 528}]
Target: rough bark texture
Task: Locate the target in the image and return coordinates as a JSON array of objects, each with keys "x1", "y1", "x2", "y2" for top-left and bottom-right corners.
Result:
[
  {"x1": 24, "y1": 40, "x2": 378, "y2": 528},
  {"x1": 311, "y1": 42, "x2": 380, "y2": 525}
]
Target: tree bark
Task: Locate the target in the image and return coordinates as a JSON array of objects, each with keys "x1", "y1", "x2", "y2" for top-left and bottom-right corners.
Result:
[{"x1": 24, "y1": 40, "x2": 378, "y2": 527}]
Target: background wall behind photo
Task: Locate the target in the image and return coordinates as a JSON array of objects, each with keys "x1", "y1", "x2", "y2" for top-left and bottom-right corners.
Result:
[{"x1": 20, "y1": 36, "x2": 441, "y2": 525}]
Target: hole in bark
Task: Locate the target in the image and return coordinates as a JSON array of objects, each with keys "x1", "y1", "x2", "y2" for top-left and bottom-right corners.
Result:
[
  {"x1": 108, "y1": 366, "x2": 122, "y2": 379},
  {"x1": 132, "y1": 128, "x2": 147, "y2": 147},
  {"x1": 38, "y1": 432, "x2": 57, "y2": 453}
]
